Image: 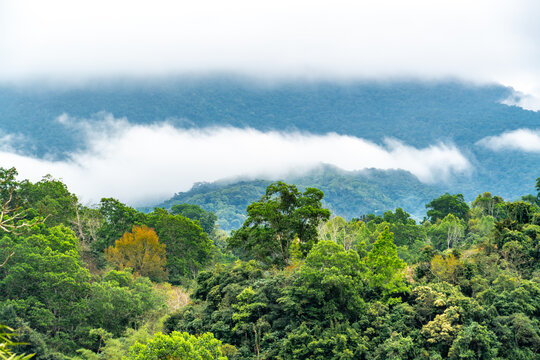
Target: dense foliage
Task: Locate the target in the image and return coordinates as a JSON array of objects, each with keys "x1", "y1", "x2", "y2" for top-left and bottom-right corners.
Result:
[
  {"x1": 159, "y1": 166, "x2": 441, "y2": 230},
  {"x1": 165, "y1": 181, "x2": 540, "y2": 360},
  {"x1": 1, "y1": 167, "x2": 538, "y2": 359}
]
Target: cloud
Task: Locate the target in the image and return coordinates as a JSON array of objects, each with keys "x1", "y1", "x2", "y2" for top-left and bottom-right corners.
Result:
[
  {"x1": 2, "y1": 1, "x2": 540, "y2": 107},
  {"x1": 0, "y1": 114, "x2": 471, "y2": 205},
  {"x1": 477, "y1": 128, "x2": 540, "y2": 152}
]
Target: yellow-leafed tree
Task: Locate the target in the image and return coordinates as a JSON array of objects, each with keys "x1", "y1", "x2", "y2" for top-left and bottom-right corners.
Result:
[{"x1": 105, "y1": 225, "x2": 168, "y2": 281}]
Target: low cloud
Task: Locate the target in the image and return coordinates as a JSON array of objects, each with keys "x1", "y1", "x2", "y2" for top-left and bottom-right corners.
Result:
[
  {"x1": 477, "y1": 128, "x2": 540, "y2": 152},
  {"x1": 2, "y1": 1, "x2": 540, "y2": 110},
  {"x1": 0, "y1": 114, "x2": 471, "y2": 205}
]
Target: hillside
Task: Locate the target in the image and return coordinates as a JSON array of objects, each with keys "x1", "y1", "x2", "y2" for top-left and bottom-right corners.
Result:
[
  {"x1": 157, "y1": 166, "x2": 444, "y2": 230},
  {"x1": 1, "y1": 79, "x2": 538, "y2": 203}
]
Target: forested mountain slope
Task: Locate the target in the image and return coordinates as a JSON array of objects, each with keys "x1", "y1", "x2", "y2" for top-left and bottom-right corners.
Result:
[
  {"x1": 1, "y1": 79, "x2": 538, "y2": 203},
  {"x1": 157, "y1": 166, "x2": 443, "y2": 230}
]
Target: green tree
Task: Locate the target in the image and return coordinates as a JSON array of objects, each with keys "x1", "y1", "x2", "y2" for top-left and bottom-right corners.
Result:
[
  {"x1": 145, "y1": 209, "x2": 215, "y2": 283},
  {"x1": 170, "y1": 204, "x2": 217, "y2": 234},
  {"x1": 428, "y1": 214, "x2": 466, "y2": 250},
  {"x1": 448, "y1": 322, "x2": 499, "y2": 359},
  {"x1": 426, "y1": 193, "x2": 470, "y2": 222},
  {"x1": 127, "y1": 332, "x2": 227, "y2": 360},
  {"x1": 228, "y1": 182, "x2": 330, "y2": 267},
  {"x1": 96, "y1": 198, "x2": 144, "y2": 253},
  {"x1": 471, "y1": 192, "x2": 504, "y2": 217},
  {"x1": 281, "y1": 241, "x2": 366, "y2": 325},
  {"x1": 365, "y1": 227, "x2": 409, "y2": 303}
]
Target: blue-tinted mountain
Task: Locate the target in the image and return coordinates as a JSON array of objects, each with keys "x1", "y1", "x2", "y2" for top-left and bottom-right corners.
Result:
[{"x1": 1, "y1": 78, "x2": 538, "y2": 203}]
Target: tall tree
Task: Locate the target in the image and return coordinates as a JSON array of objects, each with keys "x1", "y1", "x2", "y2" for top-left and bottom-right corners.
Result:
[
  {"x1": 170, "y1": 204, "x2": 217, "y2": 234},
  {"x1": 228, "y1": 182, "x2": 330, "y2": 267},
  {"x1": 146, "y1": 208, "x2": 214, "y2": 282},
  {"x1": 365, "y1": 227, "x2": 409, "y2": 303},
  {"x1": 426, "y1": 193, "x2": 470, "y2": 222}
]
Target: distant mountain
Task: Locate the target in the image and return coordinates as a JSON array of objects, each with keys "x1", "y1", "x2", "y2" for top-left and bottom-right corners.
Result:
[
  {"x1": 156, "y1": 166, "x2": 444, "y2": 230},
  {"x1": 1, "y1": 78, "x2": 538, "y2": 203}
]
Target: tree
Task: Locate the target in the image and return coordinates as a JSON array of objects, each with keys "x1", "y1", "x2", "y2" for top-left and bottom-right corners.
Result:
[
  {"x1": 170, "y1": 204, "x2": 217, "y2": 234},
  {"x1": 105, "y1": 226, "x2": 168, "y2": 282},
  {"x1": 365, "y1": 227, "x2": 409, "y2": 303},
  {"x1": 471, "y1": 192, "x2": 503, "y2": 217},
  {"x1": 426, "y1": 193, "x2": 470, "y2": 222},
  {"x1": 96, "y1": 198, "x2": 144, "y2": 253},
  {"x1": 228, "y1": 182, "x2": 330, "y2": 267},
  {"x1": 448, "y1": 322, "x2": 499, "y2": 359},
  {"x1": 145, "y1": 209, "x2": 214, "y2": 283},
  {"x1": 281, "y1": 241, "x2": 366, "y2": 324},
  {"x1": 127, "y1": 331, "x2": 227, "y2": 360},
  {"x1": 433, "y1": 214, "x2": 466, "y2": 250}
]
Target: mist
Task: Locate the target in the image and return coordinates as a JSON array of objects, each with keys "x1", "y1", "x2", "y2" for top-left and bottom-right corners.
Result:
[
  {"x1": 0, "y1": 115, "x2": 471, "y2": 205},
  {"x1": 477, "y1": 128, "x2": 540, "y2": 152},
  {"x1": 2, "y1": 1, "x2": 540, "y2": 108}
]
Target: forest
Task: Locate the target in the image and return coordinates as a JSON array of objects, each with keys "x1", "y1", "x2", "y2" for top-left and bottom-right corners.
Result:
[{"x1": 1, "y1": 167, "x2": 539, "y2": 359}]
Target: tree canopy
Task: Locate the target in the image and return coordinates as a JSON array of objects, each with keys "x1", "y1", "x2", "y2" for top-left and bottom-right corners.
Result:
[{"x1": 227, "y1": 182, "x2": 330, "y2": 267}]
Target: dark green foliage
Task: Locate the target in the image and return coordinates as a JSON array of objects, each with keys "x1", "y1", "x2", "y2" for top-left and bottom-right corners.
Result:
[
  {"x1": 166, "y1": 176, "x2": 540, "y2": 360},
  {"x1": 2, "y1": 166, "x2": 540, "y2": 360},
  {"x1": 170, "y1": 203, "x2": 217, "y2": 234},
  {"x1": 96, "y1": 198, "x2": 145, "y2": 253},
  {"x1": 145, "y1": 208, "x2": 215, "y2": 283},
  {"x1": 280, "y1": 241, "x2": 366, "y2": 324},
  {"x1": 426, "y1": 193, "x2": 470, "y2": 222},
  {"x1": 228, "y1": 182, "x2": 330, "y2": 267}
]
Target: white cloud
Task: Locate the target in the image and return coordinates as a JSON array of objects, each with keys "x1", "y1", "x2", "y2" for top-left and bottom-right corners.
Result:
[
  {"x1": 2, "y1": 1, "x2": 540, "y2": 107},
  {"x1": 477, "y1": 128, "x2": 540, "y2": 152},
  {"x1": 0, "y1": 114, "x2": 470, "y2": 205}
]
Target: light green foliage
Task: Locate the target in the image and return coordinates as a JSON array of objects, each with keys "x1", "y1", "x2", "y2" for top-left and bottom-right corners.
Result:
[
  {"x1": 471, "y1": 192, "x2": 504, "y2": 217},
  {"x1": 365, "y1": 227, "x2": 409, "y2": 303},
  {"x1": 317, "y1": 217, "x2": 370, "y2": 252},
  {"x1": 127, "y1": 332, "x2": 227, "y2": 360},
  {"x1": 428, "y1": 214, "x2": 466, "y2": 250},
  {"x1": 228, "y1": 182, "x2": 330, "y2": 267},
  {"x1": 0, "y1": 325, "x2": 34, "y2": 360},
  {"x1": 18, "y1": 176, "x2": 78, "y2": 228}
]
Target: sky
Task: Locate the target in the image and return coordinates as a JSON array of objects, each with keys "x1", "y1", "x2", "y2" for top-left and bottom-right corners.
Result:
[
  {"x1": 0, "y1": 0, "x2": 539, "y2": 204},
  {"x1": 1, "y1": 0, "x2": 540, "y2": 107}
]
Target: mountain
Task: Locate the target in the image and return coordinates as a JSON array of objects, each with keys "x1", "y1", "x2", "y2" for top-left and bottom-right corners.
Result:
[
  {"x1": 1, "y1": 78, "x2": 538, "y2": 204},
  {"x1": 156, "y1": 166, "x2": 444, "y2": 230}
]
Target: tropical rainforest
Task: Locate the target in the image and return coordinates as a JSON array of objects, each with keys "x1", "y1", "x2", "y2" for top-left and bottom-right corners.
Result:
[{"x1": 1, "y1": 166, "x2": 539, "y2": 359}]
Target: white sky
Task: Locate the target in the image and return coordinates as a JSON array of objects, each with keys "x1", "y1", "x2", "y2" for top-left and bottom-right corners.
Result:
[{"x1": 1, "y1": 0, "x2": 540, "y2": 108}]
